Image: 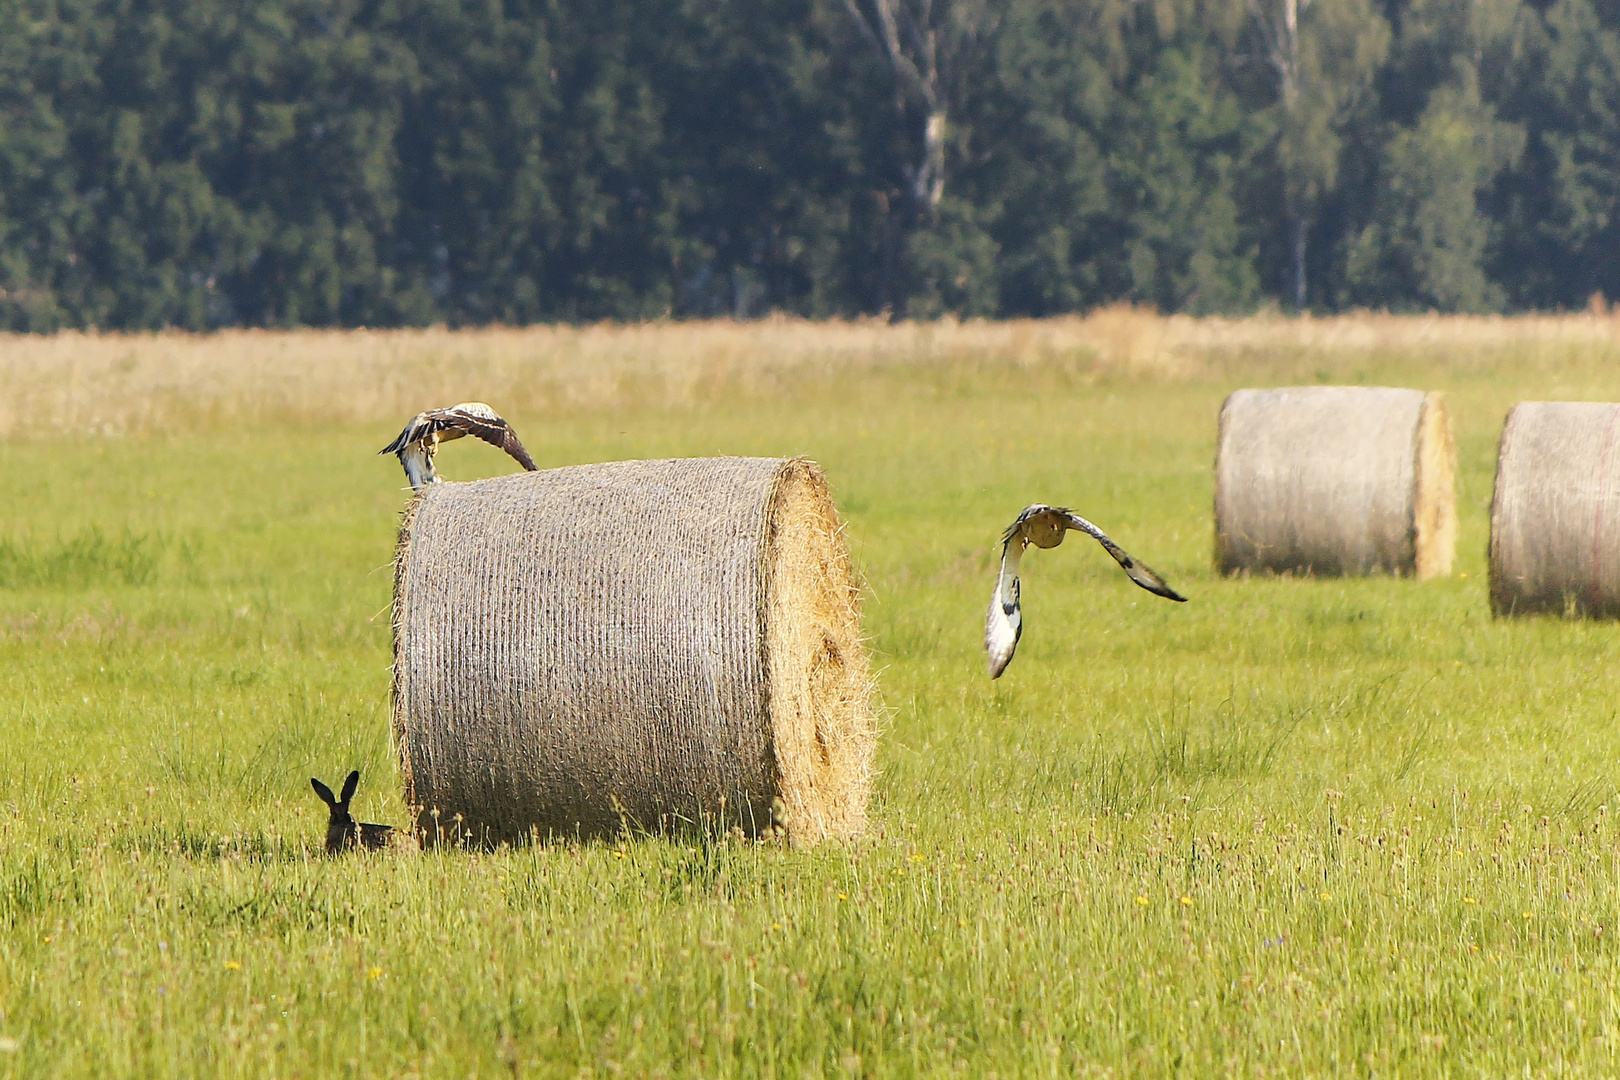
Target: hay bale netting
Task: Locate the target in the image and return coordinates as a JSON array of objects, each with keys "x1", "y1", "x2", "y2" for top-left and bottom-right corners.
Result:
[
  {"x1": 1214, "y1": 386, "x2": 1457, "y2": 578},
  {"x1": 1489, "y1": 402, "x2": 1620, "y2": 618},
  {"x1": 391, "y1": 456, "x2": 874, "y2": 847}
]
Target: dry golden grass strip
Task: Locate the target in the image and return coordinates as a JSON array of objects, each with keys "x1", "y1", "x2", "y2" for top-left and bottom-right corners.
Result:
[
  {"x1": 1490, "y1": 401, "x2": 1620, "y2": 618},
  {"x1": 1214, "y1": 386, "x2": 1457, "y2": 578},
  {"x1": 10, "y1": 310, "x2": 1620, "y2": 438},
  {"x1": 392, "y1": 456, "x2": 873, "y2": 847}
]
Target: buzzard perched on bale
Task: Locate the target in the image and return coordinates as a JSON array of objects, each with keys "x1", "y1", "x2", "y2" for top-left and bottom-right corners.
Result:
[
  {"x1": 986, "y1": 504, "x2": 1186, "y2": 679},
  {"x1": 381, "y1": 402, "x2": 538, "y2": 490}
]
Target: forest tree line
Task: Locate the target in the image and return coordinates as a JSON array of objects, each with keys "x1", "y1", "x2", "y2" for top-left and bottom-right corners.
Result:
[{"x1": 0, "y1": 0, "x2": 1613, "y2": 328}]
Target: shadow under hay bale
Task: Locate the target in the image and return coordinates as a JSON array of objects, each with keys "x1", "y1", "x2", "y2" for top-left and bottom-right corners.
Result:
[
  {"x1": 1490, "y1": 402, "x2": 1620, "y2": 618},
  {"x1": 391, "y1": 457, "x2": 874, "y2": 847},
  {"x1": 1214, "y1": 386, "x2": 1456, "y2": 578}
]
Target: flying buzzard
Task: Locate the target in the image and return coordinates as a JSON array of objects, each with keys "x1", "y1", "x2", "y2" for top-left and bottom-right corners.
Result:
[
  {"x1": 986, "y1": 504, "x2": 1187, "y2": 678},
  {"x1": 380, "y1": 402, "x2": 538, "y2": 490}
]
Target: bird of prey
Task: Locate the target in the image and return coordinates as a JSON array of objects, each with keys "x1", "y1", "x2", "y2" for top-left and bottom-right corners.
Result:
[
  {"x1": 986, "y1": 504, "x2": 1187, "y2": 678},
  {"x1": 380, "y1": 402, "x2": 538, "y2": 490}
]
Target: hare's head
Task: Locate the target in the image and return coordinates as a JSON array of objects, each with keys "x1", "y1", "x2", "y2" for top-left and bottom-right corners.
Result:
[
  {"x1": 312, "y1": 771, "x2": 363, "y2": 853},
  {"x1": 311, "y1": 770, "x2": 360, "y2": 824}
]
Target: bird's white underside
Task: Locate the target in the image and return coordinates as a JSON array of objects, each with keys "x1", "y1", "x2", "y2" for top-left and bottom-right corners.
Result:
[{"x1": 400, "y1": 442, "x2": 438, "y2": 490}]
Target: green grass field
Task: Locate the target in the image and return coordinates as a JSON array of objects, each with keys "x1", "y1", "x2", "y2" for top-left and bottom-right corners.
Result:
[{"x1": 4, "y1": 325, "x2": 1620, "y2": 1076}]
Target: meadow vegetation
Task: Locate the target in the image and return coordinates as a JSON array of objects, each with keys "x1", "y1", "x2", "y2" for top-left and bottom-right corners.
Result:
[{"x1": 3, "y1": 313, "x2": 1620, "y2": 1075}]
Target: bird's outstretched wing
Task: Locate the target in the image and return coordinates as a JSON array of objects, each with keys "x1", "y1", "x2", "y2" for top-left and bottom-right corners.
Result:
[
  {"x1": 1049, "y1": 508, "x2": 1187, "y2": 603},
  {"x1": 985, "y1": 535, "x2": 1026, "y2": 678},
  {"x1": 431, "y1": 402, "x2": 539, "y2": 471},
  {"x1": 379, "y1": 412, "x2": 436, "y2": 458},
  {"x1": 378, "y1": 402, "x2": 539, "y2": 473},
  {"x1": 985, "y1": 504, "x2": 1186, "y2": 678}
]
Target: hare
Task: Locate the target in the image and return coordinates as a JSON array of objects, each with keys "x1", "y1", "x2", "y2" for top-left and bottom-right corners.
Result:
[{"x1": 311, "y1": 770, "x2": 409, "y2": 854}]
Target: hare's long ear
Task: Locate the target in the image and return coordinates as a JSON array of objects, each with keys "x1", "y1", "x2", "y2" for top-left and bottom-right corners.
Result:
[
  {"x1": 341, "y1": 770, "x2": 360, "y2": 805},
  {"x1": 311, "y1": 778, "x2": 337, "y2": 807}
]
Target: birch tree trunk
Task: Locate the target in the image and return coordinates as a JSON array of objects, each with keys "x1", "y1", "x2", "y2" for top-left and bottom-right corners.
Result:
[
  {"x1": 840, "y1": 0, "x2": 993, "y2": 221},
  {"x1": 1246, "y1": 0, "x2": 1388, "y2": 309}
]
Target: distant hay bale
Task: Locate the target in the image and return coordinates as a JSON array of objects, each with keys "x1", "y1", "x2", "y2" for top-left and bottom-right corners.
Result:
[
  {"x1": 1214, "y1": 386, "x2": 1457, "y2": 578},
  {"x1": 1489, "y1": 402, "x2": 1620, "y2": 618},
  {"x1": 391, "y1": 457, "x2": 874, "y2": 847}
]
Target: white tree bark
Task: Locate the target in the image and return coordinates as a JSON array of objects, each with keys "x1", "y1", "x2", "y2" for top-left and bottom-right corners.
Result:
[
  {"x1": 1246, "y1": 0, "x2": 1388, "y2": 310},
  {"x1": 1248, "y1": 0, "x2": 1312, "y2": 306},
  {"x1": 841, "y1": 0, "x2": 987, "y2": 216},
  {"x1": 1248, "y1": 0, "x2": 1308, "y2": 107}
]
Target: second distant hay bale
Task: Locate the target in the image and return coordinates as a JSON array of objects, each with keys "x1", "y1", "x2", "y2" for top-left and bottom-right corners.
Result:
[
  {"x1": 1215, "y1": 386, "x2": 1456, "y2": 578},
  {"x1": 391, "y1": 456, "x2": 874, "y2": 847},
  {"x1": 1490, "y1": 401, "x2": 1620, "y2": 618}
]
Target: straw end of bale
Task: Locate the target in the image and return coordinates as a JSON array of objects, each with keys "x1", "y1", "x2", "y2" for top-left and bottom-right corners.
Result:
[
  {"x1": 1413, "y1": 391, "x2": 1458, "y2": 580},
  {"x1": 763, "y1": 457, "x2": 876, "y2": 847}
]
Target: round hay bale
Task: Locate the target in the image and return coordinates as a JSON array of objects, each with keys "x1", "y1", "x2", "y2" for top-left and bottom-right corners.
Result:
[
  {"x1": 1214, "y1": 386, "x2": 1456, "y2": 578},
  {"x1": 391, "y1": 456, "x2": 874, "y2": 847},
  {"x1": 1489, "y1": 401, "x2": 1620, "y2": 618}
]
